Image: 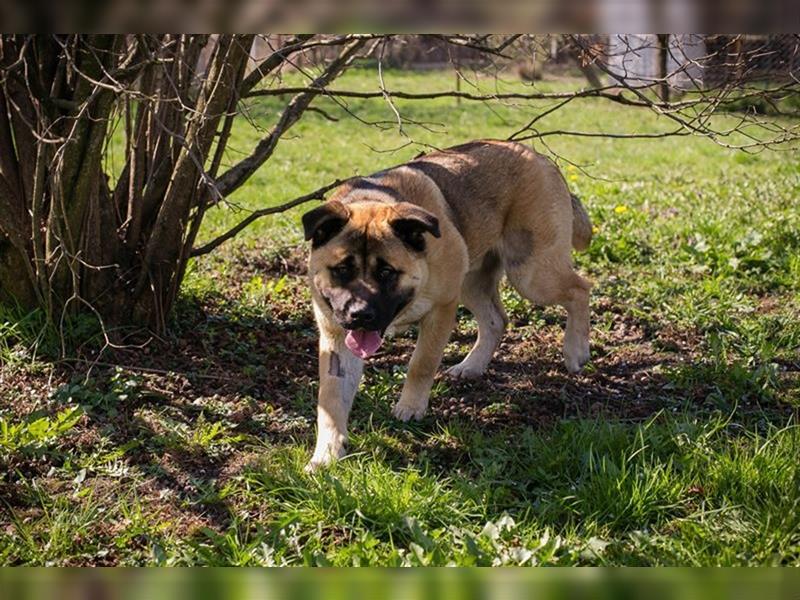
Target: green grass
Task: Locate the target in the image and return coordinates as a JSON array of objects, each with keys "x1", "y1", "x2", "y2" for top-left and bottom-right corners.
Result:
[{"x1": 1, "y1": 68, "x2": 799, "y2": 565}]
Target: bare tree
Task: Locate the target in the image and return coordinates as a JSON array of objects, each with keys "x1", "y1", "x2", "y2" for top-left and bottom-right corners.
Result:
[{"x1": 0, "y1": 34, "x2": 797, "y2": 343}]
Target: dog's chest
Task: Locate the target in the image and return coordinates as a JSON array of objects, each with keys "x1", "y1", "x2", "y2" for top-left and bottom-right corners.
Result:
[{"x1": 386, "y1": 296, "x2": 434, "y2": 335}]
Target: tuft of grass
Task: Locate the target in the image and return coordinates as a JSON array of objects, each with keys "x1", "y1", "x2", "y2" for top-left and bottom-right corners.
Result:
[{"x1": 0, "y1": 406, "x2": 83, "y2": 454}]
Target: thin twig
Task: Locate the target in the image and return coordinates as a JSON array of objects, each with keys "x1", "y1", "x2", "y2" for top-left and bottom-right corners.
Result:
[{"x1": 190, "y1": 177, "x2": 352, "y2": 257}]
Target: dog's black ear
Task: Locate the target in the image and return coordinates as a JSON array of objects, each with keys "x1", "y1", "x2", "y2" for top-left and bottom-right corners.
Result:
[
  {"x1": 302, "y1": 201, "x2": 350, "y2": 248},
  {"x1": 390, "y1": 204, "x2": 440, "y2": 252}
]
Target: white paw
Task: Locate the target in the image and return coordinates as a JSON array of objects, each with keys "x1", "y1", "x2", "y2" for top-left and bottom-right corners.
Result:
[
  {"x1": 564, "y1": 342, "x2": 591, "y2": 374},
  {"x1": 305, "y1": 441, "x2": 345, "y2": 472},
  {"x1": 304, "y1": 459, "x2": 326, "y2": 473},
  {"x1": 446, "y1": 361, "x2": 486, "y2": 379},
  {"x1": 391, "y1": 401, "x2": 427, "y2": 422}
]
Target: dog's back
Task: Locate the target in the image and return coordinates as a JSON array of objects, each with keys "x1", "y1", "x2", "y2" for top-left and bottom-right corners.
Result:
[{"x1": 404, "y1": 140, "x2": 590, "y2": 265}]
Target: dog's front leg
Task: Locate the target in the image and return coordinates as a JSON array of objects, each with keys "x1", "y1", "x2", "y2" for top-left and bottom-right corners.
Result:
[
  {"x1": 307, "y1": 326, "x2": 363, "y2": 471},
  {"x1": 392, "y1": 300, "x2": 458, "y2": 422}
]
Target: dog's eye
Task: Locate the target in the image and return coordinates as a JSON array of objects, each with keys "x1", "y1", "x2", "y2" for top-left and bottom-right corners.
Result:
[
  {"x1": 330, "y1": 263, "x2": 353, "y2": 279},
  {"x1": 375, "y1": 265, "x2": 398, "y2": 282}
]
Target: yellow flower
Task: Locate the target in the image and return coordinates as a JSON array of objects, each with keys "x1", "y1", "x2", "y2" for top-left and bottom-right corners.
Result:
[
  {"x1": 614, "y1": 205, "x2": 628, "y2": 214},
  {"x1": 569, "y1": 174, "x2": 578, "y2": 182},
  {"x1": 592, "y1": 226, "x2": 599, "y2": 234}
]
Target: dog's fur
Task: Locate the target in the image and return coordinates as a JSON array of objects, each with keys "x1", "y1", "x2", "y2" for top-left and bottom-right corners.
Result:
[{"x1": 302, "y1": 140, "x2": 592, "y2": 469}]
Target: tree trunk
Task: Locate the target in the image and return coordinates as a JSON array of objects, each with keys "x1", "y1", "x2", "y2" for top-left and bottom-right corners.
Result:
[
  {"x1": 0, "y1": 35, "x2": 255, "y2": 333},
  {"x1": 0, "y1": 239, "x2": 37, "y2": 308},
  {"x1": 657, "y1": 34, "x2": 670, "y2": 102}
]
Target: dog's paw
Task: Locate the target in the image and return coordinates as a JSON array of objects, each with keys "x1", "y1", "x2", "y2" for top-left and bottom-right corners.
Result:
[
  {"x1": 304, "y1": 459, "x2": 325, "y2": 473},
  {"x1": 305, "y1": 452, "x2": 340, "y2": 473},
  {"x1": 391, "y1": 401, "x2": 427, "y2": 422},
  {"x1": 564, "y1": 342, "x2": 591, "y2": 374},
  {"x1": 446, "y1": 361, "x2": 486, "y2": 379},
  {"x1": 305, "y1": 439, "x2": 346, "y2": 472}
]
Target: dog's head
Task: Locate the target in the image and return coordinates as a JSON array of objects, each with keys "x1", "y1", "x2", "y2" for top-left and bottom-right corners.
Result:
[{"x1": 303, "y1": 199, "x2": 440, "y2": 358}]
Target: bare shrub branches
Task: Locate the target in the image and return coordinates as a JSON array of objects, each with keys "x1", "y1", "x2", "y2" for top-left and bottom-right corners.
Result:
[{"x1": 0, "y1": 34, "x2": 376, "y2": 336}]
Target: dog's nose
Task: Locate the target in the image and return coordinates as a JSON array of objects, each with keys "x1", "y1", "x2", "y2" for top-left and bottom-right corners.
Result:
[{"x1": 348, "y1": 305, "x2": 377, "y2": 328}]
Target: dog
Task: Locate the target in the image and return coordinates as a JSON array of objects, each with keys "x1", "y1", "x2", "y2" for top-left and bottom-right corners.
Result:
[{"x1": 302, "y1": 140, "x2": 592, "y2": 470}]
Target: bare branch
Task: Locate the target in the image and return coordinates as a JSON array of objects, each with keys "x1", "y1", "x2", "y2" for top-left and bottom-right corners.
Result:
[
  {"x1": 215, "y1": 37, "x2": 369, "y2": 198},
  {"x1": 239, "y1": 34, "x2": 315, "y2": 95},
  {"x1": 191, "y1": 177, "x2": 351, "y2": 257},
  {"x1": 244, "y1": 84, "x2": 659, "y2": 107}
]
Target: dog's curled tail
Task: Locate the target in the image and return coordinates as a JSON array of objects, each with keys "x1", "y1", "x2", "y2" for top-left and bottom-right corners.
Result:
[{"x1": 570, "y1": 193, "x2": 592, "y2": 251}]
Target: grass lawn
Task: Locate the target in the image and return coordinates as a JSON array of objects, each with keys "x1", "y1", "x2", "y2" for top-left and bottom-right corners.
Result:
[{"x1": 1, "y1": 68, "x2": 799, "y2": 566}]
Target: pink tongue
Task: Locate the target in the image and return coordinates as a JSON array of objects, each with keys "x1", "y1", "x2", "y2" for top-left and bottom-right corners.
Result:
[{"x1": 345, "y1": 330, "x2": 383, "y2": 359}]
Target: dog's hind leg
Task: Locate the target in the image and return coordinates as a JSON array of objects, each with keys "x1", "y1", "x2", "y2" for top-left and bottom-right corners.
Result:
[
  {"x1": 559, "y1": 276, "x2": 592, "y2": 373},
  {"x1": 506, "y1": 250, "x2": 591, "y2": 374},
  {"x1": 447, "y1": 252, "x2": 507, "y2": 379}
]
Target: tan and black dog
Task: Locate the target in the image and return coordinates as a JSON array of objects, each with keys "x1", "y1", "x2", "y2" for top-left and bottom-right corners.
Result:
[{"x1": 302, "y1": 140, "x2": 592, "y2": 469}]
